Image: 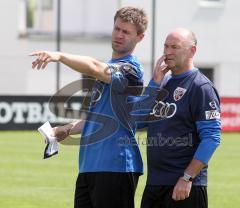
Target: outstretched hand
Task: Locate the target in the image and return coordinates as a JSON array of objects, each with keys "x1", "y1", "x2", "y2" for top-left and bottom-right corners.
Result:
[
  {"x1": 153, "y1": 55, "x2": 170, "y2": 84},
  {"x1": 29, "y1": 51, "x2": 61, "y2": 69}
]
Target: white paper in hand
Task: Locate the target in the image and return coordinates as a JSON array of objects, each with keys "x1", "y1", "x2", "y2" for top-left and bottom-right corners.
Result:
[{"x1": 38, "y1": 121, "x2": 59, "y2": 159}]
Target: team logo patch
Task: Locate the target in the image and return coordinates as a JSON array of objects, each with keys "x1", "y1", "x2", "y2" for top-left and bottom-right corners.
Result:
[
  {"x1": 120, "y1": 63, "x2": 137, "y2": 76},
  {"x1": 205, "y1": 110, "x2": 220, "y2": 120},
  {"x1": 122, "y1": 64, "x2": 132, "y2": 71},
  {"x1": 209, "y1": 101, "x2": 217, "y2": 109},
  {"x1": 173, "y1": 87, "x2": 187, "y2": 101}
]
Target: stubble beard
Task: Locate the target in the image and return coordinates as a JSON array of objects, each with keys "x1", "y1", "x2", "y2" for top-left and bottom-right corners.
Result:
[{"x1": 112, "y1": 44, "x2": 130, "y2": 57}]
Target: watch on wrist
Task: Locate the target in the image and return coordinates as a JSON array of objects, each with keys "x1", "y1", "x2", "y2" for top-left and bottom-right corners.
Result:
[{"x1": 182, "y1": 172, "x2": 193, "y2": 182}]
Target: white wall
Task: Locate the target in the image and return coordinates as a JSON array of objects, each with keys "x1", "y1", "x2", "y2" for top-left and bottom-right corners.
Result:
[
  {"x1": 61, "y1": 0, "x2": 117, "y2": 35},
  {"x1": 153, "y1": 0, "x2": 239, "y2": 96},
  {"x1": 0, "y1": 0, "x2": 112, "y2": 95}
]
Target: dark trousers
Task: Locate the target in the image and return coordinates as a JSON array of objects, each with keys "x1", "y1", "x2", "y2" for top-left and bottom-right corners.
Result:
[
  {"x1": 141, "y1": 185, "x2": 208, "y2": 208},
  {"x1": 74, "y1": 172, "x2": 140, "y2": 208}
]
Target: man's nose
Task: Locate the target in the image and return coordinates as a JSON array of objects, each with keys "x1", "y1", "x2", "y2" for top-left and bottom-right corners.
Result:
[
  {"x1": 164, "y1": 48, "x2": 171, "y2": 55},
  {"x1": 116, "y1": 31, "x2": 124, "y2": 39}
]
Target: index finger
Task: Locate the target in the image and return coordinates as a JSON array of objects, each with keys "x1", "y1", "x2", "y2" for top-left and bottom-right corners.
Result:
[
  {"x1": 29, "y1": 51, "x2": 42, "y2": 56},
  {"x1": 156, "y1": 55, "x2": 166, "y2": 66}
]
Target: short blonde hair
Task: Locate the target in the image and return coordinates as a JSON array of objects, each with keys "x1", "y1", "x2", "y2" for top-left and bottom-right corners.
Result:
[{"x1": 114, "y1": 6, "x2": 148, "y2": 34}]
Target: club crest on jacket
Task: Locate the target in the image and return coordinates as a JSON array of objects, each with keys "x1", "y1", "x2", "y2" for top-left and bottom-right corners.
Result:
[{"x1": 173, "y1": 87, "x2": 187, "y2": 101}]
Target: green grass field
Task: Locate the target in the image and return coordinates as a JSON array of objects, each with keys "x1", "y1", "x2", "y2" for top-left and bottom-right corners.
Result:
[{"x1": 0, "y1": 131, "x2": 239, "y2": 208}]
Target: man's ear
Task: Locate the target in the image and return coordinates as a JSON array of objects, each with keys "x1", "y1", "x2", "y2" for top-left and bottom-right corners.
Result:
[
  {"x1": 190, "y1": 45, "x2": 197, "y2": 58},
  {"x1": 137, "y1": 33, "x2": 145, "y2": 42}
]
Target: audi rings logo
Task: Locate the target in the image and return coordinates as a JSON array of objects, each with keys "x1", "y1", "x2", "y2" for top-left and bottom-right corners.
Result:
[{"x1": 150, "y1": 101, "x2": 177, "y2": 118}]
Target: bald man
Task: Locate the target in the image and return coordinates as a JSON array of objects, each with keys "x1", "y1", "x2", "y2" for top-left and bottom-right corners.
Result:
[{"x1": 140, "y1": 28, "x2": 221, "y2": 208}]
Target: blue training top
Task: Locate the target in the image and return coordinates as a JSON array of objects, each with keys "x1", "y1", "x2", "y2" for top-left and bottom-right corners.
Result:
[
  {"x1": 79, "y1": 54, "x2": 144, "y2": 173},
  {"x1": 144, "y1": 68, "x2": 221, "y2": 186}
]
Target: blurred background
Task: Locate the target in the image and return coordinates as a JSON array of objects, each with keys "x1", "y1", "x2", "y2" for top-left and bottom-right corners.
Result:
[
  {"x1": 0, "y1": 1, "x2": 239, "y2": 208},
  {"x1": 0, "y1": 0, "x2": 239, "y2": 130},
  {"x1": 1, "y1": 0, "x2": 240, "y2": 95}
]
